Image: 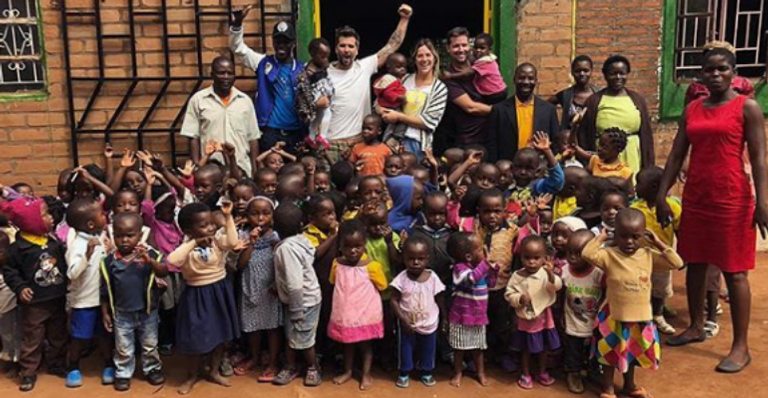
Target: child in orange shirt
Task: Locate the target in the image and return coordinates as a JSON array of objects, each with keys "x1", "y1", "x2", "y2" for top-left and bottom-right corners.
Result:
[{"x1": 348, "y1": 114, "x2": 394, "y2": 177}]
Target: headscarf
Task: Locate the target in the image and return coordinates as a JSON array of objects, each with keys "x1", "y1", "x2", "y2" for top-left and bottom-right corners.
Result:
[
  {"x1": 553, "y1": 216, "x2": 588, "y2": 232},
  {"x1": 386, "y1": 175, "x2": 416, "y2": 233}
]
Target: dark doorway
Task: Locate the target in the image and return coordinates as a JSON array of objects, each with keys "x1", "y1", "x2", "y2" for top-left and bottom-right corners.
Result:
[{"x1": 319, "y1": 0, "x2": 485, "y2": 60}]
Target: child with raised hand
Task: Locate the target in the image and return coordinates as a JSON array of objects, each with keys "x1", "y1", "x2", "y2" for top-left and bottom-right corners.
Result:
[
  {"x1": 591, "y1": 190, "x2": 629, "y2": 238},
  {"x1": 561, "y1": 229, "x2": 602, "y2": 394},
  {"x1": 1, "y1": 196, "x2": 67, "y2": 392},
  {"x1": 632, "y1": 167, "x2": 682, "y2": 336},
  {"x1": 258, "y1": 142, "x2": 297, "y2": 173},
  {"x1": 328, "y1": 220, "x2": 388, "y2": 391},
  {"x1": 374, "y1": 53, "x2": 409, "y2": 142},
  {"x1": 72, "y1": 164, "x2": 115, "y2": 200},
  {"x1": 447, "y1": 232, "x2": 498, "y2": 387},
  {"x1": 167, "y1": 200, "x2": 240, "y2": 395},
  {"x1": 272, "y1": 203, "x2": 322, "y2": 387},
  {"x1": 100, "y1": 213, "x2": 168, "y2": 391},
  {"x1": 234, "y1": 196, "x2": 282, "y2": 381},
  {"x1": 442, "y1": 33, "x2": 507, "y2": 104},
  {"x1": 64, "y1": 198, "x2": 114, "y2": 388},
  {"x1": 506, "y1": 132, "x2": 565, "y2": 222},
  {"x1": 568, "y1": 127, "x2": 633, "y2": 180},
  {"x1": 582, "y1": 209, "x2": 684, "y2": 398},
  {"x1": 390, "y1": 235, "x2": 446, "y2": 388},
  {"x1": 349, "y1": 114, "x2": 394, "y2": 177},
  {"x1": 296, "y1": 37, "x2": 334, "y2": 150},
  {"x1": 109, "y1": 149, "x2": 149, "y2": 197},
  {"x1": 506, "y1": 235, "x2": 562, "y2": 390}
]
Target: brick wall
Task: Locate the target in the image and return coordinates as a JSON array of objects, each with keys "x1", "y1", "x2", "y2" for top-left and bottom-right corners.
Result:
[{"x1": 0, "y1": 0, "x2": 289, "y2": 193}]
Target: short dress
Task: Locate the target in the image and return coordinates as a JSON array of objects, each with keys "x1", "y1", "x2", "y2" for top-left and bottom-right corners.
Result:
[
  {"x1": 239, "y1": 231, "x2": 283, "y2": 333},
  {"x1": 592, "y1": 303, "x2": 660, "y2": 373},
  {"x1": 327, "y1": 257, "x2": 388, "y2": 344},
  {"x1": 511, "y1": 307, "x2": 561, "y2": 354}
]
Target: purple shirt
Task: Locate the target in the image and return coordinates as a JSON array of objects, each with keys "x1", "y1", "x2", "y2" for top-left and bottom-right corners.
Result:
[
  {"x1": 141, "y1": 200, "x2": 183, "y2": 271},
  {"x1": 449, "y1": 260, "x2": 497, "y2": 326}
]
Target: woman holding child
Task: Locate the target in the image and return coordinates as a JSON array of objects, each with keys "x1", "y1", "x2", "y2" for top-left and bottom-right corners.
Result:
[{"x1": 379, "y1": 39, "x2": 448, "y2": 157}]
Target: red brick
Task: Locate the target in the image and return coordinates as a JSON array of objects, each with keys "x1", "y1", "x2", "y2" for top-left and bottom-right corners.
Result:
[
  {"x1": 4, "y1": 145, "x2": 34, "y2": 158},
  {"x1": 10, "y1": 129, "x2": 50, "y2": 142}
]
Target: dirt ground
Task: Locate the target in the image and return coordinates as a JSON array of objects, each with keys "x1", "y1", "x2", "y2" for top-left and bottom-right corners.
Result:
[{"x1": 2, "y1": 253, "x2": 767, "y2": 398}]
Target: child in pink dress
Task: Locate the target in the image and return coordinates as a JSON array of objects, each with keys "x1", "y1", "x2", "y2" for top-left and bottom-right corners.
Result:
[{"x1": 327, "y1": 220, "x2": 388, "y2": 390}]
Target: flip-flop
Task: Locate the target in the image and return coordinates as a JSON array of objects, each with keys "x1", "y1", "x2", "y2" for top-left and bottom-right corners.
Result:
[
  {"x1": 620, "y1": 386, "x2": 653, "y2": 398},
  {"x1": 233, "y1": 359, "x2": 256, "y2": 376},
  {"x1": 257, "y1": 368, "x2": 278, "y2": 383},
  {"x1": 665, "y1": 332, "x2": 706, "y2": 347}
]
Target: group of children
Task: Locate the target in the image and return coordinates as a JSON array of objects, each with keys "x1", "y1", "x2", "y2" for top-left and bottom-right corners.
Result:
[{"x1": 0, "y1": 100, "x2": 694, "y2": 398}]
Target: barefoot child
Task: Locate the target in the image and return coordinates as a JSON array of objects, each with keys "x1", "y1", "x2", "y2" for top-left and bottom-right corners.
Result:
[
  {"x1": 390, "y1": 235, "x2": 446, "y2": 388},
  {"x1": 234, "y1": 197, "x2": 282, "y2": 381},
  {"x1": 506, "y1": 235, "x2": 562, "y2": 390},
  {"x1": 582, "y1": 209, "x2": 684, "y2": 398},
  {"x1": 168, "y1": 201, "x2": 240, "y2": 394},
  {"x1": 328, "y1": 220, "x2": 388, "y2": 390},
  {"x1": 447, "y1": 232, "x2": 498, "y2": 387}
]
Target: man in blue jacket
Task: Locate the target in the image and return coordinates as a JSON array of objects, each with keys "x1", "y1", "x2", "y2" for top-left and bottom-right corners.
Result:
[{"x1": 230, "y1": 6, "x2": 305, "y2": 154}]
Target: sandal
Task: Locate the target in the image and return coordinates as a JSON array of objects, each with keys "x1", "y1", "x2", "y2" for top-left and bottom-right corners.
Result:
[
  {"x1": 396, "y1": 375, "x2": 410, "y2": 388},
  {"x1": 620, "y1": 386, "x2": 653, "y2": 398},
  {"x1": 257, "y1": 367, "x2": 278, "y2": 383},
  {"x1": 233, "y1": 359, "x2": 256, "y2": 376},
  {"x1": 536, "y1": 371, "x2": 555, "y2": 386},
  {"x1": 517, "y1": 374, "x2": 534, "y2": 389},
  {"x1": 600, "y1": 393, "x2": 618, "y2": 398},
  {"x1": 420, "y1": 374, "x2": 436, "y2": 387}
]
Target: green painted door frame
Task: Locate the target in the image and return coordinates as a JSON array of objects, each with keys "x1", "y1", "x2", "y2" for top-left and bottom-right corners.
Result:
[{"x1": 296, "y1": 0, "x2": 517, "y2": 89}]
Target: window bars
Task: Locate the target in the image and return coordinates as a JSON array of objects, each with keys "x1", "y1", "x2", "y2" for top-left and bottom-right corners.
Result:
[
  {"x1": 675, "y1": 0, "x2": 767, "y2": 80},
  {"x1": 61, "y1": 0, "x2": 298, "y2": 166},
  {"x1": 0, "y1": 0, "x2": 45, "y2": 92}
]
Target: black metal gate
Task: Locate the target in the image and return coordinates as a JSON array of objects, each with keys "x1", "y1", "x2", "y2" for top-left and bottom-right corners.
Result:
[{"x1": 60, "y1": 0, "x2": 298, "y2": 166}]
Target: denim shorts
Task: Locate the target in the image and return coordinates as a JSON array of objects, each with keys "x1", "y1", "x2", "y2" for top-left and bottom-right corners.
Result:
[{"x1": 284, "y1": 304, "x2": 320, "y2": 350}]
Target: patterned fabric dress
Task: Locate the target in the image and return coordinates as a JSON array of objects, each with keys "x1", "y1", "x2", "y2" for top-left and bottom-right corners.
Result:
[
  {"x1": 239, "y1": 231, "x2": 283, "y2": 333},
  {"x1": 592, "y1": 304, "x2": 660, "y2": 373}
]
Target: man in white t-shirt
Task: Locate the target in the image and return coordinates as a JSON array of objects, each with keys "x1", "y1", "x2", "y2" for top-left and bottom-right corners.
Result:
[{"x1": 324, "y1": 4, "x2": 413, "y2": 163}]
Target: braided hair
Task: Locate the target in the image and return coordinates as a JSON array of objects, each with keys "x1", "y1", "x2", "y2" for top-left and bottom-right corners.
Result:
[{"x1": 601, "y1": 127, "x2": 628, "y2": 153}]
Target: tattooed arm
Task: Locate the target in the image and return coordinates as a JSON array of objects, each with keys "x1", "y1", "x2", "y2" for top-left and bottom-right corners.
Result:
[{"x1": 376, "y1": 4, "x2": 413, "y2": 68}]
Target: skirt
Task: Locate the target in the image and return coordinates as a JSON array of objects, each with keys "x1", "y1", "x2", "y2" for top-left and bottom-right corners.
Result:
[
  {"x1": 176, "y1": 279, "x2": 241, "y2": 355},
  {"x1": 449, "y1": 323, "x2": 487, "y2": 350},
  {"x1": 591, "y1": 304, "x2": 660, "y2": 373},
  {"x1": 511, "y1": 327, "x2": 561, "y2": 354}
]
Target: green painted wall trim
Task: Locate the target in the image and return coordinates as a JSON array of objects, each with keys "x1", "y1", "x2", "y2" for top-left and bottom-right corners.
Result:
[
  {"x1": 499, "y1": 0, "x2": 516, "y2": 92},
  {"x1": 296, "y1": 0, "x2": 315, "y2": 62},
  {"x1": 0, "y1": 0, "x2": 49, "y2": 102},
  {"x1": 659, "y1": 0, "x2": 767, "y2": 120}
]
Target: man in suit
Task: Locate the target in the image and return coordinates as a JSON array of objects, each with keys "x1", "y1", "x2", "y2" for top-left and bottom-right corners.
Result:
[{"x1": 484, "y1": 63, "x2": 560, "y2": 161}]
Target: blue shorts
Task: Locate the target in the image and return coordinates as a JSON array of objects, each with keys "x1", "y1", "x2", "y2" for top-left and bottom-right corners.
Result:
[{"x1": 70, "y1": 307, "x2": 101, "y2": 340}]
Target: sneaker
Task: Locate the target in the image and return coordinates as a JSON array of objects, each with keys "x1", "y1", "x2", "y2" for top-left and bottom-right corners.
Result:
[
  {"x1": 716, "y1": 303, "x2": 724, "y2": 315},
  {"x1": 654, "y1": 315, "x2": 676, "y2": 335},
  {"x1": 147, "y1": 369, "x2": 165, "y2": 386},
  {"x1": 518, "y1": 374, "x2": 534, "y2": 389},
  {"x1": 19, "y1": 375, "x2": 36, "y2": 392},
  {"x1": 102, "y1": 367, "x2": 116, "y2": 385},
  {"x1": 567, "y1": 372, "x2": 585, "y2": 394},
  {"x1": 159, "y1": 344, "x2": 174, "y2": 357},
  {"x1": 537, "y1": 371, "x2": 556, "y2": 387},
  {"x1": 303, "y1": 366, "x2": 322, "y2": 387},
  {"x1": 396, "y1": 375, "x2": 410, "y2": 388},
  {"x1": 272, "y1": 367, "x2": 299, "y2": 386},
  {"x1": 114, "y1": 377, "x2": 131, "y2": 391},
  {"x1": 704, "y1": 320, "x2": 720, "y2": 339},
  {"x1": 66, "y1": 370, "x2": 83, "y2": 388},
  {"x1": 420, "y1": 374, "x2": 436, "y2": 387}
]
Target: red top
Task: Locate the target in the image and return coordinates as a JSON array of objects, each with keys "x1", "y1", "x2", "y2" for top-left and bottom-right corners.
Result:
[
  {"x1": 685, "y1": 76, "x2": 754, "y2": 103},
  {"x1": 678, "y1": 95, "x2": 756, "y2": 272}
]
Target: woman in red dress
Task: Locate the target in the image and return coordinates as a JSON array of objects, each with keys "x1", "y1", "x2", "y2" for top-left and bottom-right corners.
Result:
[{"x1": 656, "y1": 48, "x2": 768, "y2": 373}]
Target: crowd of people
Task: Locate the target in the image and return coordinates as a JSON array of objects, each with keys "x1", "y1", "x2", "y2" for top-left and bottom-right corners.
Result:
[{"x1": 1, "y1": 3, "x2": 766, "y2": 397}]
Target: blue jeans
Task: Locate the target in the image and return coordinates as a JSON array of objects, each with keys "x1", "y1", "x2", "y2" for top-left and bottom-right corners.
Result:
[
  {"x1": 114, "y1": 310, "x2": 161, "y2": 379},
  {"x1": 397, "y1": 323, "x2": 437, "y2": 374},
  {"x1": 401, "y1": 137, "x2": 424, "y2": 161}
]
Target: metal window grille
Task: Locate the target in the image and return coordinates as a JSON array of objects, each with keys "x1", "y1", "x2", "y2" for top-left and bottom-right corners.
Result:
[
  {"x1": 0, "y1": 0, "x2": 45, "y2": 92},
  {"x1": 61, "y1": 0, "x2": 297, "y2": 166},
  {"x1": 675, "y1": 0, "x2": 767, "y2": 80}
]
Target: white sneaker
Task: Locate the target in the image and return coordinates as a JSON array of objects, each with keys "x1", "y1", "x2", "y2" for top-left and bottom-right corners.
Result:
[
  {"x1": 704, "y1": 320, "x2": 720, "y2": 339},
  {"x1": 654, "y1": 316, "x2": 676, "y2": 335}
]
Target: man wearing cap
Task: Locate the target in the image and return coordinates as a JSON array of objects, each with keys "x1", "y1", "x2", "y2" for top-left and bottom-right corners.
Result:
[{"x1": 230, "y1": 6, "x2": 305, "y2": 155}]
